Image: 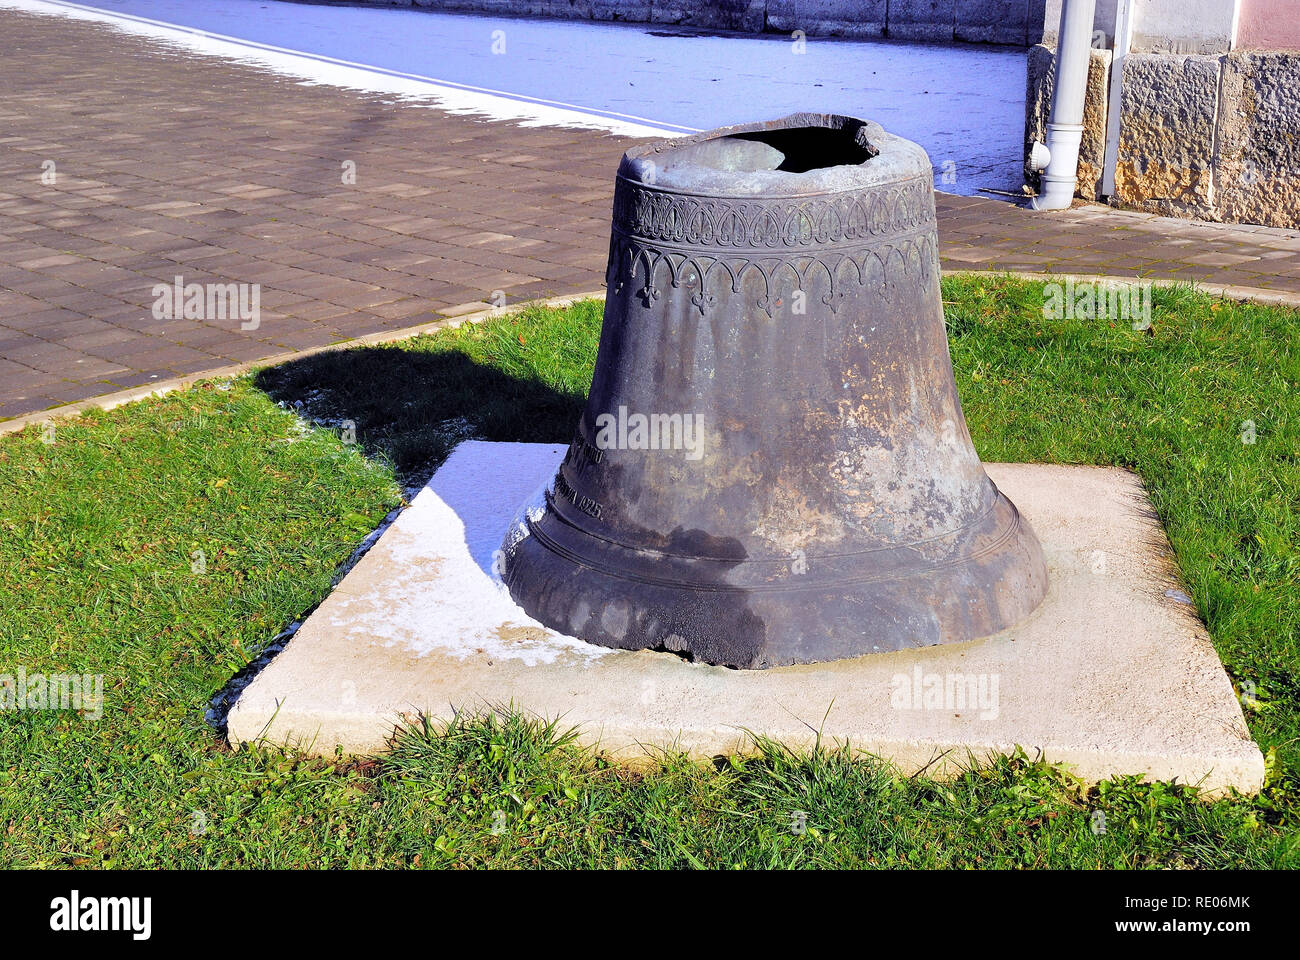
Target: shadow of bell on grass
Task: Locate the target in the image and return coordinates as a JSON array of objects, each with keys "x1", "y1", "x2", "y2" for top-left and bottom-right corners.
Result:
[{"x1": 253, "y1": 343, "x2": 586, "y2": 485}]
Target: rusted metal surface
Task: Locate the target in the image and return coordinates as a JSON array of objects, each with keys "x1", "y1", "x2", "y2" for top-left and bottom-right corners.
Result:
[{"x1": 503, "y1": 113, "x2": 1049, "y2": 668}]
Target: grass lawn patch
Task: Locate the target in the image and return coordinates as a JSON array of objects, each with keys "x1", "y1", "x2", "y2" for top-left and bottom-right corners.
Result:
[{"x1": 1, "y1": 278, "x2": 1297, "y2": 868}]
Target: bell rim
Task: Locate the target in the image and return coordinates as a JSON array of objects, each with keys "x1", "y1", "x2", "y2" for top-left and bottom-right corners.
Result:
[
  {"x1": 617, "y1": 112, "x2": 934, "y2": 200},
  {"x1": 512, "y1": 488, "x2": 1035, "y2": 595},
  {"x1": 503, "y1": 503, "x2": 1050, "y2": 668}
]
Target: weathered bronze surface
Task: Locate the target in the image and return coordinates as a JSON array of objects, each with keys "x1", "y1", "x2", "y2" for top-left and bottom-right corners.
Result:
[{"x1": 503, "y1": 114, "x2": 1049, "y2": 668}]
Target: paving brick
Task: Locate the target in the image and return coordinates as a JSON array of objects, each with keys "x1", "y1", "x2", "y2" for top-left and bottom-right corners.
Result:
[{"x1": 0, "y1": 395, "x2": 57, "y2": 419}]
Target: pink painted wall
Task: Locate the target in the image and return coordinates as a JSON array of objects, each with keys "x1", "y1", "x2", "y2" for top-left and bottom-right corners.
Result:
[{"x1": 1236, "y1": 0, "x2": 1300, "y2": 50}]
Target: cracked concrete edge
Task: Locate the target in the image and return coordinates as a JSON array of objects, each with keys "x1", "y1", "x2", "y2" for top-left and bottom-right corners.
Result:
[
  {"x1": 0, "y1": 290, "x2": 609, "y2": 437},
  {"x1": 3, "y1": 271, "x2": 1296, "y2": 437}
]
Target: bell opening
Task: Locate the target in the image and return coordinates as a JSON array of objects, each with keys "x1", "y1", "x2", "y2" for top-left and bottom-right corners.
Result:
[
  {"x1": 728, "y1": 127, "x2": 877, "y2": 173},
  {"x1": 656, "y1": 123, "x2": 879, "y2": 180}
]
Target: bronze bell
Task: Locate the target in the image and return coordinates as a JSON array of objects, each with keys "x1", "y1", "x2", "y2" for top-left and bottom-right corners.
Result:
[{"x1": 502, "y1": 114, "x2": 1048, "y2": 668}]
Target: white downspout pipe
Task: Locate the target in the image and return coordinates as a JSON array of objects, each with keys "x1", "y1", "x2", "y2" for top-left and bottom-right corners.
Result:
[{"x1": 1031, "y1": 0, "x2": 1098, "y2": 210}]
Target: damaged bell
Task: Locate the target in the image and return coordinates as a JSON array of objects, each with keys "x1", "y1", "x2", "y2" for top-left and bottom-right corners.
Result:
[{"x1": 502, "y1": 113, "x2": 1048, "y2": 669}]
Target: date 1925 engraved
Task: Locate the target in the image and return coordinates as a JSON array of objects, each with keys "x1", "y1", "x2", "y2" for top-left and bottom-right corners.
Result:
[{"x1": 553, "y1": 472, "x2": 603, "y2": 520}]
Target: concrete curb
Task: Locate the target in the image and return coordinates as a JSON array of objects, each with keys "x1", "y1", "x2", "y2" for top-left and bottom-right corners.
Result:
[
  {"x1": 947, "y1": 269, "x2": 1300, "y2": 307},
  {"x1": 0, "y1": 291, "x2": 608, "y2": 437},
  {"x1": 3, "y1": 271, "x2": 1296, "y2": 437}
]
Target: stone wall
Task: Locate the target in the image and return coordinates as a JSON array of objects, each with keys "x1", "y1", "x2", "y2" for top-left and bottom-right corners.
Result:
[
  {"x1": 1024, "y1": 44, "x2": 1110, "y2": 200},
  {"x1": 311, "y1": 0, "x2": 1048, "y2": 44},
  {"x1": 1112, "y1": 53, "x2": 1220, "y2": 219},
  {"x1": 1113, "y1": 51, "x2": 1300, "y2": 226}
]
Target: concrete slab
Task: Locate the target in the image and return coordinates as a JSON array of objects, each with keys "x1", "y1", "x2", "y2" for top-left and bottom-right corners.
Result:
[{"x1": 227, "y1": 442, "x2": 1265, "y2": 795}]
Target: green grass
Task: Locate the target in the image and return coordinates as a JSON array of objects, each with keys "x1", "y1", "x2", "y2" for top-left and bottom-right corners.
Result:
[{"x1": 1, "y1": 278, "x2": 1297, "y2": 868}]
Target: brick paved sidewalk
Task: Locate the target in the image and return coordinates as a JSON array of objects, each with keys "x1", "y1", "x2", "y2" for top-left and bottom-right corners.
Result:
[{"x1": 3, "y1": 7, "x2": 1299, "y2": 422}]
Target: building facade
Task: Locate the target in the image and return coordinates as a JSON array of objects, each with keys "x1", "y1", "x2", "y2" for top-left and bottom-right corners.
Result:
[{"x1": 1028, "y1": 0, "x2": 1300, "y2": 227}]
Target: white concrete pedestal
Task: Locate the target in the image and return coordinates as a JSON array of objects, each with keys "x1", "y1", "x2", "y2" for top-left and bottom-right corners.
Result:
[{"x1": 228, "y1": 442, "x2": 1264, "y2": 795}]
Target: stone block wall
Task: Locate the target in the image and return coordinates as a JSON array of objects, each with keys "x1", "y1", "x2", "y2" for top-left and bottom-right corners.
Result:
[
  {"x1": 1211, "y1": 52, "x2": 1300, "y2": 228},
  {"x1": 322, "y1": 0, "x2": 1048, "y2": 44},
  {"x1": 1025, "y1": 43, "x2": 1110, "y2": 201},
  {"x1": 764, "y1": 0, "x2": 888, "y2": 37},
  {"x1": 1112, "y1": 53, "x2": 1220, "y2": 218}
]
